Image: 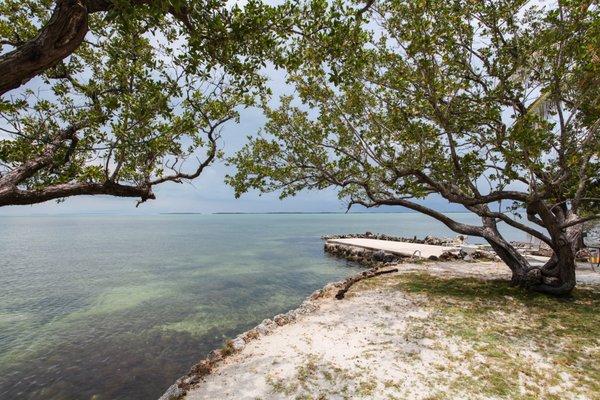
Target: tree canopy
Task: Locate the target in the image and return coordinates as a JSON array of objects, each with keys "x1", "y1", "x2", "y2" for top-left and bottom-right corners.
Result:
[
  {"x1": 229, "y1": 0, "x2": 600, "y2": 294},
  {"x1": 0, "y1": 0, "x2": 290, "y2": 206}
]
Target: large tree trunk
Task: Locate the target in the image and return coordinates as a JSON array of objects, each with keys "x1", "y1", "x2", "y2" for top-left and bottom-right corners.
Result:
[
  {"x1": 0, "y1": 0, "x2": 89, "y2": 95},
  {"x1": 484, "y1": 231, "x2": 577, "y2": 296},
  {"x1": 535, "y1": 220, "x2": 582, "y2": 295}
]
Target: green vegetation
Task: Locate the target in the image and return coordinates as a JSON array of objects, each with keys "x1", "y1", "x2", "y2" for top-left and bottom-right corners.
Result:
[
  {"x1": 229, "y1": 0, "x2": 600, "y2": 294},
  {"x1": 266, "y1": 354, "x2": 375, "y2": 400},
  {"x1": 3, "y1": 1, "x2": 598, "y2": 294},
  {"x1": 257, "y1": 271, "x2": 599, "y2": 399},
  {"x1": 357, "y1": 273, "x2": 600, "y2": 399},
  {"x1": 0, "y1": 0, "x2": 292, "y2": 206}
]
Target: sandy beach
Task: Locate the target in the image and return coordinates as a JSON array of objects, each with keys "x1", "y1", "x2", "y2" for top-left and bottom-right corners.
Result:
[{"x1": 172, "y1": 261, "x2": 600, "y2": 400}]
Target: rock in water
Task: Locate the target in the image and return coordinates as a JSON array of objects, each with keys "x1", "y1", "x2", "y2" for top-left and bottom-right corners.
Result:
[{"x1": 373, "y1": 250, "x2": 386, "y2": 261}]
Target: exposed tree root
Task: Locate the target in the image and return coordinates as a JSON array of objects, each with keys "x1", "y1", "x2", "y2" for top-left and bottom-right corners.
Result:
[{"x1": 335, "y1": 267, "x2": 399, "y2": 300}]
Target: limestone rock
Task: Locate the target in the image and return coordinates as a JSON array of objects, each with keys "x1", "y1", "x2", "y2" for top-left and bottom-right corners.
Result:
[
  {"x1": 242, "y1": 328, "x2": 259, "y2": 341},
  {"x1": 207, "y1": 349, "x2": 223, "y2": 362},
  {"x1": 373, "y1": 250, "x2": 386, "y2": 261},
  {"x1": 231, "y1": 337, "x2": 245, "y2": 351},
  {"x1": 159, "y1": 384, "x2": 185, "y2": 400},
  {"x1": 309, "y1": 289, "x2": 323, "y2": 300},
  {"x1": 256, "y1": 318, "x2": 277, "y2": 335},
  {"x1": 273, "y1": 314, "x2": 289, "y2": 326}
]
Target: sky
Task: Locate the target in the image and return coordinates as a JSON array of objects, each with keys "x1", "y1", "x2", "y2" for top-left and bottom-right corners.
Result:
[
  {"x1": 0, "y1": 91, "x2": 464, "y2": 216},
  {"x1": 0, "y1": 99, "x2": 464, "y2": 216},
  {"x1": 0, "y1": 10, "x2": 467, "y2": 217},
  {"x1": 0, "y1": 75, "x2": 467, "y2": 217}
]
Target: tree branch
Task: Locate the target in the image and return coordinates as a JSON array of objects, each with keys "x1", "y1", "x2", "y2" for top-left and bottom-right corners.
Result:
[
  {"x1": 356, "y1": 1, "x2": 376, "y2": 17},
  {"x1": 0, "y1": 181, "x2": 154, "y2": 207},
  {"x1": 0, "y1": 123, "x2": 84, "y2": 187},
  {"x1": 561, "y1": 215, "x2": 600, "y2": 230},
  {"x1": 352, "y1": 192, "x2": 486, "y2": 238},
  {"x1": 0, "y1": 0, "x2": 195, "y2": 95},
  {"x1": 0, "y1": 0, "x2": 89, "y2": 95}
]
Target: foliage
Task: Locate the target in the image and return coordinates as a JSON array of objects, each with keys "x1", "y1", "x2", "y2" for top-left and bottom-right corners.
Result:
[
  {"x1": 0, "y1": 0, "x2": 292, "y2": 205},
  {"x1": 232, "y1": 2, "x2": 598, "y2": 233},
  {"x1": 231, "y1": 0, "x2": 599, "y2": 213},
  {"x1": 229, "y1": 0, "x2": 600, "y2": 293}
]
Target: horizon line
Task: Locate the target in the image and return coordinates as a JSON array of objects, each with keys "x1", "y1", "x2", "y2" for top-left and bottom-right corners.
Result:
[{"x1": 0, "y1": 210, "x2": 475, "y2": 217}]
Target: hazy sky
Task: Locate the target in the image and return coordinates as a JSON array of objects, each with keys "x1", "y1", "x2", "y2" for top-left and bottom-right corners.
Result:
[
  {"x1": 0, "y1": 94, "x2": 463, "y2": 216},
  {"x1": 0, "y1": 42, "x2": 465, "y2": 217},
  {"x1": 0, "y1": 98, "x2": 463, "y2": 216}
]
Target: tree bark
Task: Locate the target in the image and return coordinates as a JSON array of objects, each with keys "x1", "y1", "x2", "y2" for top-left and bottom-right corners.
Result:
[
  {"x1": 484, "y1": 231, "x2": 577, "y2": 296},
  {"x1": 0, "y1": 181, "x2": 154, "y2": 207},
  {"x1": 0, "y1": 0, "x2": 90, "y2": 95},
  {"x1": 0, "y1": 0, "x2": 160, "y2": 95}
]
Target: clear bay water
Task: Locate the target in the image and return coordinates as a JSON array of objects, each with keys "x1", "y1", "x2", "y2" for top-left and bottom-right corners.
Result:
[{"x1": 0, "y1": 213, "x2": 525, "y2": 399}]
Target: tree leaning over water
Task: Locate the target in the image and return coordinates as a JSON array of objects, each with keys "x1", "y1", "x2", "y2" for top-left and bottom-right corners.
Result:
[
  {"x1": 0, "y1": 0, "x2": 291, "y2": 206},
  {"x1": 229, "y1": 0, "x2": 600, "y2": 295}
]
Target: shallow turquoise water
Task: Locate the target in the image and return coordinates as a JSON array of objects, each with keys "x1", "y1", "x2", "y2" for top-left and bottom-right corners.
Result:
[{"x1": 0, "y1": 213, "x2": 523, "y2": 399}]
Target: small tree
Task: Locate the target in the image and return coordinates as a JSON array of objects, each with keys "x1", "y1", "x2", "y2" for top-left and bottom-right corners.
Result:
[
  {"x1": 0, "y1": 0, "x2": 288, "y2": 206},
  {"x1": 229, "y1": 0, "x2": 600, "y2": 295}
]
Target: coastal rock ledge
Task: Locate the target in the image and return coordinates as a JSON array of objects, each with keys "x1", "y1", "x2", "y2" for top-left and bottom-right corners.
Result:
[
  {"x1": 160, "y1": 234, "x2": 494, "y2": 400},
  {"x1": 159, "y1": 274, "x2": 354, "y2": 400}
]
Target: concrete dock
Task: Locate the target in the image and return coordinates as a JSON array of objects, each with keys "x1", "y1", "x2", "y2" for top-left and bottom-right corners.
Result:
[{"x1": 327, "y1": 238, "x2": 457, "y2": 259}]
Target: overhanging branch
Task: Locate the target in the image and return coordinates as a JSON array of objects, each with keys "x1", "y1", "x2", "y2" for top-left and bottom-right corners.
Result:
[
  {"x1": 0, "y1": 0, "x2": 193, "y2": 95},
  {"x1": 0, "y1": 181, "x2": 154, "y2": 207}
]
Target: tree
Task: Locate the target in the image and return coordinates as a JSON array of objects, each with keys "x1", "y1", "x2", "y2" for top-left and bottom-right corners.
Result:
[
  {"x1": 0, "y1": 0, "x2": 289, "y2": 206},
  {"x1": 229, "y1": 0, "x2": 600, "y2": 295}
]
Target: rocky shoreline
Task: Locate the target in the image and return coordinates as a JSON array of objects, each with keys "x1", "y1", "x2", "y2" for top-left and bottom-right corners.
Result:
[
  {"x1": 160, "y1": 232, "x2": 599, "y2": 399},
  {"x1": 160, "y1": 269, "x2": 404, "y2": 400},
  {"x1": 170, "y1": 261, "x2": 600, "y2": 400},
  {"x1": 159, "y1": 233, "x2": 490, "y2": 400},
  {"x1": 160, "y1": 264, "x2": 385, "y2": 399},
  {"x1": 324, "y1": 233, "x2": 499, "y2": 265},
  {"x1": 325, "y1": 232, "x2": 594, "y2": 261}
]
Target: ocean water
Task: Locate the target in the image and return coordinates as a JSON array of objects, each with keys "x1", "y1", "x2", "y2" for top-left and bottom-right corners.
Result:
[{"x1": 0, "y1": 213, "x2": 525, "y2": 399}]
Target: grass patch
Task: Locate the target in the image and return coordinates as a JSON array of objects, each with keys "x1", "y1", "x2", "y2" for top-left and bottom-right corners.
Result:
[
  {"x1": 266, "y1": 354, "x2": 377, "y2": 399},
  {"x1": 383, "y1": 273, "x2": 600, "y2": 399}
]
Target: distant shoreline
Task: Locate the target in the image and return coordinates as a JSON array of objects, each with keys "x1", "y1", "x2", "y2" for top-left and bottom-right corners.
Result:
[
  {"x1": 1, "y1": 211, "x2": 473, "y2": 217},
  {"x1": 210, "y1": 211, "x2": 457, "y2": 215}
]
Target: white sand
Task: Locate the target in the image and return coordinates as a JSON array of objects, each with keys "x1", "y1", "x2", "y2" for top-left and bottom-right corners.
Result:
[{"x1": 183, "y1": 262, "x2": 600, "y2": 400}]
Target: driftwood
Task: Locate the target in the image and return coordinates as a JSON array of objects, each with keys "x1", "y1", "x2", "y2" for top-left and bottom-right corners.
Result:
[{"x1": 335, "y1": 268, "x2": 399, "y2": 300}]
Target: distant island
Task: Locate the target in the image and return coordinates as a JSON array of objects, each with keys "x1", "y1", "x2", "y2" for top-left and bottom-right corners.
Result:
[
  {"x1": 160, "y1": 212, "x2": 203, "y2": 215},
  {"x1": 212, "y1": 211, "x2": 417, "y2": 215}
]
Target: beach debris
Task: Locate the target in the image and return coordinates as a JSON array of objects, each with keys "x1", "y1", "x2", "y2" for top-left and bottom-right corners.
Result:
[{"x1": 335, "y1": 267, "x2": 399, "y2": 300}]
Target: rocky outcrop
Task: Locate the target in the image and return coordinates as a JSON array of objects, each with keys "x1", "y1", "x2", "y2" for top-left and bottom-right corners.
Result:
[
  {"x1": 158, "y1": 277, "x2": 346, "y2": 400},
  {"x1": 322, "y1": 232, "x2": 467, "y2": 246},
  {"x1": 323, "y1": 242, "x2": 405, "y2": 267}
]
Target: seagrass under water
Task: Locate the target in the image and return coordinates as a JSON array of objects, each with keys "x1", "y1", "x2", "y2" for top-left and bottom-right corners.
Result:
[{"x1": 0, "y1": 213, "x2": 522, "y2": 399}]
